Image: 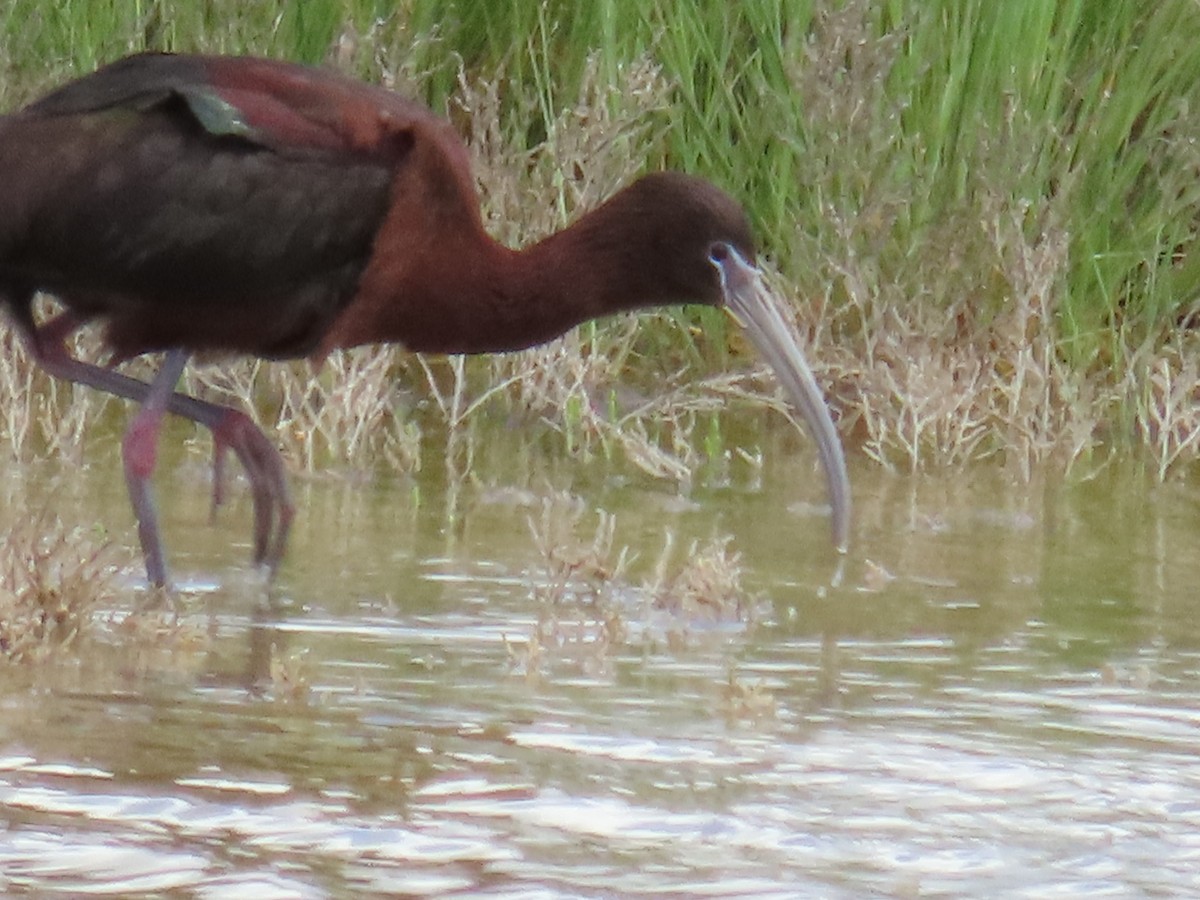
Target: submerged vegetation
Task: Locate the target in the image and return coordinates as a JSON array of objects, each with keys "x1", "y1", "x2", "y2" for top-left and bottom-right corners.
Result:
[
  {"x1": 2, "y1": 0, "x2": 1200, "y2": 484},
  {"x1": 0, "y1": 508, "x2": 208, "y2": 671},
  {"x1": 510, "y1": 492, "x2": 759, "y2": 683},
  {"x1": 0, "y1": 511, "x2": 123, "y2": 663}
]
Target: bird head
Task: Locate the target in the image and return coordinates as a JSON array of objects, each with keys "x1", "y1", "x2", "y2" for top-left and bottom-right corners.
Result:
[{"x1": 620, "y1": 172, "x2": 851, "y2": 551}]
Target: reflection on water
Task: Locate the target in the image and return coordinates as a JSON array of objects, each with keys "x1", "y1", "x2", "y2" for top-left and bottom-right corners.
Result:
[{"x1": 3, "y1": 428, "x2": 1200, "y2": 896}]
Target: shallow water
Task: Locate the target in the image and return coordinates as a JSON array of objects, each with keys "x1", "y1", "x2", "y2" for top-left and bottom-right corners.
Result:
[{"x1": 4, "y1": 426, "x2": 1200, "y2": 897}]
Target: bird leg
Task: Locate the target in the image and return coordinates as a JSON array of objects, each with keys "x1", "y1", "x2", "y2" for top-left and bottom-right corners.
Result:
[
  {"x1": 122, "y1": 349, "x2": 188, "y2": 586},
  {"x1": 23, "y1": 313, "x2": 295, "y2": 582},
  {"x1": 208, "y1": 410, "x2": 294, "y2": 570}
]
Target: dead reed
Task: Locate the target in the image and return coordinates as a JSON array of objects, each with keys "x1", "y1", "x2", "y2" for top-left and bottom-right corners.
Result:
[
  {"x1": 510, "y1": 492, "x2": 758, "y2": 680},
  {"x1": 0, "y1": 509, "x2": 126, "y2": 664}
]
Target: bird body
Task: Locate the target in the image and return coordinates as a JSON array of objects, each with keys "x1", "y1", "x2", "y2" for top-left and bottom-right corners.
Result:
[
  {"x1": 0, "y1": 53, "x2": 849, "y2": 587},
  {"x1": 1, "y1": 54, "x2": 450, "y2": 359},
  {"x1": 1, "y1": 54, "x2": 751, "y2": 359}
]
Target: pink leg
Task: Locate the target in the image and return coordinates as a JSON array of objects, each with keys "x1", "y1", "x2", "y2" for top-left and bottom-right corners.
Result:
[
  {"x1": 209, "y1": 408, "x2": 295, "y2": 573},
  {"x1": 122, "y1": 350, "x2": 188, "y2": 586},
  {"x1": 25, "y1": 314, "x2": 295, "y2": 583}
]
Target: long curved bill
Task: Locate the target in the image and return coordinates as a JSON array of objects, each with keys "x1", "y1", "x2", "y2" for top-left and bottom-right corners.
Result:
[{"x1": 713, "y1": 247, "x2": 851, "y2": 552}]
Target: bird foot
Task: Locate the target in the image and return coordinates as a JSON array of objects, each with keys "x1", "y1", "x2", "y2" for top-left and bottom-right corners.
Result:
[{"x1": 209, "y1": 408, "x2": 295, "y2": 574}]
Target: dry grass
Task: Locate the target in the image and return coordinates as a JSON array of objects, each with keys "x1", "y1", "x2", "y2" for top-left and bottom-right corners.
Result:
[
  {"x1": 0, "y1": 504, "x2": 211, "y2": 673},
  {"x1": 647, "y1": 533, "x2": 757, "y2": 624},
  {"x1": 515, "y1": 491, "x2": 771, "y2": 713},
  {"x1": 784, "y1": 173, "x2": 1200, "y2": 480},
  {"x1": 187, "y1": 350, "x2": 423, "y2": 477},
  {"x1": 0, "y1": 510, "x2": 124, "y2": 663},
  {"x1": 512, "y1": 493, "x2": 628, "y2": 679},
  {"x1": 720, "y1": 669, "x2": 777, "y2": 721},
  {"x1": 1128, "y1": 332, "x2": 1200, "y2": 481},
  {"x1": 811, "y1": 198, "x2": 1104, "y2": 478},
  {"x1": 509, "y1": 492, "x2": 758, "y2": 680}
]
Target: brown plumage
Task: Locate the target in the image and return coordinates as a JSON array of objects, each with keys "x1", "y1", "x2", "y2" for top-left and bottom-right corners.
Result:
[{"x1": 0, "y1": 52, "x2": 849, "y2": 587}]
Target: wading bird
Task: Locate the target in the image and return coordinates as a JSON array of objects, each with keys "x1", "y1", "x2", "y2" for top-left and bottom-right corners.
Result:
[{"x1": 0, "y1": 53, "x2": 850, "y2": 588}]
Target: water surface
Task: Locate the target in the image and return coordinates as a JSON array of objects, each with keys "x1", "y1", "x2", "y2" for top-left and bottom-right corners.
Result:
[{"x1": 3, "y1": 429, "x2": 1199, "y2": 896}]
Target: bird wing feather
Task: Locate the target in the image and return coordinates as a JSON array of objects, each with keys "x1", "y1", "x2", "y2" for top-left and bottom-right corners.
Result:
[
  {"x1": 0, "y1": 54, "x2": 438, "y2": 358},
  {"x1": 2, "y1": 53, "x2": 484, "y2": 359},
  {"x1": 24, "y1": 52, "x2": 434, "y2": 160}
]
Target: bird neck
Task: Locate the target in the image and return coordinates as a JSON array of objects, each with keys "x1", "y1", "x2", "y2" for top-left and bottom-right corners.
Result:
[
  {"x1": 501, "y1": 214, "x2": 660, "y2": 347},
  {"x1": 319, "y1": 185, "x2": 671, "y2": 358}
]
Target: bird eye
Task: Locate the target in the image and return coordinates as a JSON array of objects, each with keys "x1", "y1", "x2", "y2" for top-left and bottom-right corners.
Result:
[{"x1": 708, "y1": 242, "x2": 731, "y2": 264}]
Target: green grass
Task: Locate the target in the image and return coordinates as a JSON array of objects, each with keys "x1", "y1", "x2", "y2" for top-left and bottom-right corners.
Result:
[{"x1": 3, "y1": 0, "x2": 1200, "y2": 476}]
